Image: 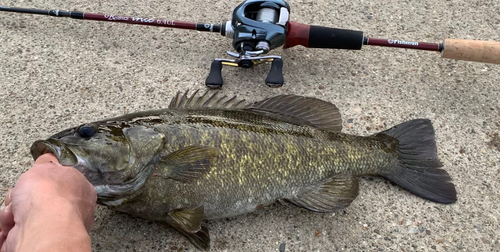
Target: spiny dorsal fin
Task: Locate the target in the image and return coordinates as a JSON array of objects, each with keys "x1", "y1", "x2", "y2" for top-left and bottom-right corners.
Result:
[
  {"x1": 169, "y1": 90, "x2": 247, "y2": 110},
  {"x1": 245, "y1": 94, "x2": 342, "y2": 132}
]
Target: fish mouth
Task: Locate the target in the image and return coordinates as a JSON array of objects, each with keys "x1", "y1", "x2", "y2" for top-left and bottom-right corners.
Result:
[{"x1": 30, "y1": 140, "x2": 78, "y2": 166}]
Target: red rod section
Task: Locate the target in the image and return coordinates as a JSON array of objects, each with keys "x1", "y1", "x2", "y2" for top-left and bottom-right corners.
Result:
[
  {"x1": 365, "y1": 37, "x2": 441, "y2": 51},
  {"x1": 283, "y1": 22, "x2": 311, "y2": 49},
  {"x1": 83, "y1": 13, "x2": 197, "y2": 30},
  {"x1": 0, "y1": 6, "x2": 221, "y2": 32}
]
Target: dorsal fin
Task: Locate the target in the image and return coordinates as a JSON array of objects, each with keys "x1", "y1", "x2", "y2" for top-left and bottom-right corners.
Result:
[
  {"x1": 245, "y1": 94, "x2": 342, "y2": 132},
  {"x1": 168, "y1": 90, "x2": 247, "y2": 110}
]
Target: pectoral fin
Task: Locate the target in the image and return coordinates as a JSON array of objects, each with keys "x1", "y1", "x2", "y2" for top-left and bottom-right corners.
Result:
[
  {"x1": 167, "y1": 206, "x2": 210, "y2": 251},
  {"x1": 158, "y1": 145, "x2": 219, "y2": 183},
  {"x1": 285, "y1": 174, "x2": 359, "y2": 212}
]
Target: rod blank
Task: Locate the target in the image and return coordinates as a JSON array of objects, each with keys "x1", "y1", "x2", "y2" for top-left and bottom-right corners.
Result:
[
  {"x1": 365, "y1": 38, "x2": 441, "y2": 51},
  {"x1": 0, "y1": 6, "x2": 221, "y2": 32}
]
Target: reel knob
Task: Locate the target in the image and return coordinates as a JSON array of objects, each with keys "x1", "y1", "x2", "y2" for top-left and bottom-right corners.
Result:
[
  {"x1": 205, "y1": 61, "x2": 224, "y2": 88},
  {"x1": 266, "y1": 58, "x2": 284, "y2": 87}
]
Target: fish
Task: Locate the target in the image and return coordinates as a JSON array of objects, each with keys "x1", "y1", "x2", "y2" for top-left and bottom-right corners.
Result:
[{"x1": 30, "y1": 90, "x2": 457, "y2": 251}]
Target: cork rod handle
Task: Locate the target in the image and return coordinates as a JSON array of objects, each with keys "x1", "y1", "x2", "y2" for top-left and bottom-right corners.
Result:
[{"x1": 441, "y1": 39, "x2": 500, "y2": 64}]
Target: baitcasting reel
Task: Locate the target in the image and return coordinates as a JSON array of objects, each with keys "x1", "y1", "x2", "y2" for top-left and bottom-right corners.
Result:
[{"x1": 206, "y1": 0, "x2": 290, "y2": 88}]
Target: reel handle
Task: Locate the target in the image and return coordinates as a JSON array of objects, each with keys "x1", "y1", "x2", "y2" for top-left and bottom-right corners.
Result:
[
  {"x1": 441, "y1": 39, "x2": 500, "y2": 64},
  {"x1": 284, "y1": 22, "x2": 364, "y2": 50}
]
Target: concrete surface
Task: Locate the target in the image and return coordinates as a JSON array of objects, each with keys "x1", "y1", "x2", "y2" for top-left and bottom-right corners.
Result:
[{"x1": 1, "y1": 0, "x2": 499, "y2": 251}]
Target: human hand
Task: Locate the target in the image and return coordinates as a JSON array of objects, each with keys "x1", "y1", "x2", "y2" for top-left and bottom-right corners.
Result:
[{"x1": 0, "y1": 153, "x2": 97, "y2": 252}]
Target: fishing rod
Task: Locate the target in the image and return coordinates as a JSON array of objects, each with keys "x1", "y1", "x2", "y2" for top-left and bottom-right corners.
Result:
[{"x1": 1, "y1": 0, "x2": 499, "y2": 88}]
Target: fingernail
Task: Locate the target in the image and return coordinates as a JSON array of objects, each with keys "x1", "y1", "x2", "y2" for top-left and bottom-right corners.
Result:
[{"x1": 3, "y1": 191, "x2": 11, "y2": 206}]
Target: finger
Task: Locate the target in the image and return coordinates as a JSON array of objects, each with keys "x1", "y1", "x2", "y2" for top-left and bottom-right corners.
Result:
[
  {"x1": 0, "y1": 204, "x2": 14, "y2": 246},
  {"x1": 34, "y1": 153, "x2": 60, "y2": 165},
  {"x1": 83, "y1": 186, "x2": 97, "y2": 232},
  {"x1": 2, "y1": 226, "x2": 19, "y2": 252},
  {"x1": 0, "y1": 204, "x2": 14, "y2": 232},
  {"x1": 83, "y1": 212, "x2": 96, "y2": 232},
  {"x1": 89, "y1": 184, "x2": 97, "y2": 204}
]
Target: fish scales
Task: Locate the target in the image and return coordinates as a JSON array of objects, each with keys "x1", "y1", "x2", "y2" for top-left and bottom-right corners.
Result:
[{"x1": 115, "y1": 109, "x2": 394, "y2": 220}]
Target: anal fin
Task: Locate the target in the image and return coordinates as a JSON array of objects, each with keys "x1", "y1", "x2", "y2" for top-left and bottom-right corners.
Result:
[{"x1": 285, "y1": 174, "x2": 359, "y2": 212}]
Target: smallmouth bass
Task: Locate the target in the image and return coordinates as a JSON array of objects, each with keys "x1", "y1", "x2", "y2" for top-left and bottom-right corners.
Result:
[{"x1": 31, "y1": 90, "x2": 457, "y2": 251}]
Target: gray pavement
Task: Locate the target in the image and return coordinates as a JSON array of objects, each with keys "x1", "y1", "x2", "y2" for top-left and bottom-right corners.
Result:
[{"x1": 1, "y1": 0, "x2": 499, "y2": 251}]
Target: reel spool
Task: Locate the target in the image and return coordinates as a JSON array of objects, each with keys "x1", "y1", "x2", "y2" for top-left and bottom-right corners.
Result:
[{"x1": 206, "y1": 0, "x2": 290, "y2": 88}]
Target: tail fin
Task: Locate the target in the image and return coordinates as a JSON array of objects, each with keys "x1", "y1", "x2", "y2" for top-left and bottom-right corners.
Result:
[{"x1": 377, "y1": 119, "x2": 457, "y2": 204}]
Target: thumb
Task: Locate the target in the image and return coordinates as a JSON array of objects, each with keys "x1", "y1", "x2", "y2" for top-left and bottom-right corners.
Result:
[{"x1": 34, "y1": 153, "x2": 60, "y2": 165}]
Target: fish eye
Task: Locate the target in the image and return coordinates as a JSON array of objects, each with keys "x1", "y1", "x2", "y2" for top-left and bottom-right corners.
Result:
[{"x1": 78, "y1": 125, "x2": 96, "y2": 138}]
